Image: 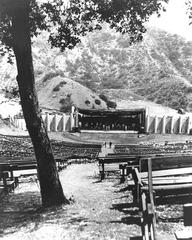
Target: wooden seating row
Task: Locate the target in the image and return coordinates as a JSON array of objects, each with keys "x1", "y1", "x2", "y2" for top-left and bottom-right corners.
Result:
[
  {"x1": 0, "y1": 135, "x2": 102, "y2": 159},
  {"x1": 98, "y1": 152, "x2": 192, "y2": 240},
  {"x1": 115, "y1": 143, "x2": 192, "y2": 156},
  {"x1": 0, "y1": 155, "x2": 68, "y2": 194},
  {"x1": 129, "y1": 156, "x2": 192, "y2": 240}
]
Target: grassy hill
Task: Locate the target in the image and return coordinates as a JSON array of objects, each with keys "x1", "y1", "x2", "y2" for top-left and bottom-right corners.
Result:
[
  {"x1": 1, "y1": 26, "x2": 192, "y2": 112},
  {"x1": 37, "y1": 75, "x2": 107, "y2": 111}
]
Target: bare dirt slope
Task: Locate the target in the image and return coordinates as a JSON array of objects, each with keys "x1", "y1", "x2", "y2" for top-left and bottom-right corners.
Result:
[{"x1": 0, "y1": 163, "x2": 184, "y2": 240}]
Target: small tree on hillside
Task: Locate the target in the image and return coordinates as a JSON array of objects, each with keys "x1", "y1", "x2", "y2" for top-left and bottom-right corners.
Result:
[{"x1": 0, "y1": 0, "x2": 168, "y2": 207}]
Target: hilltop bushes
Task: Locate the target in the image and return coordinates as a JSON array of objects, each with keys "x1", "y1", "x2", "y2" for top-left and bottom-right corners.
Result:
[
  {"x1": 59, "y1": 94, "x2": 73, "y2": 113},
  {"x1": 3, "y1": 86, "x2": 19, "y2": 99},
  {"x1": 99, "y1": 94, "x2": 116, "y2": 109},
  {"x1": 137, "y1": 79, "x2": 189, "y2": 110},
  {"x1": 43, "y1": 71, "x2": 65, "y2": 83},
  {"x1": 53, "y1": 81, "x2": 67, "y2": 92}
]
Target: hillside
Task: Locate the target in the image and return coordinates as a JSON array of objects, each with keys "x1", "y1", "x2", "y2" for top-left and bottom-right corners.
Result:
[
  {"x1": 64, "y1": 27, "x2": 192, "y2": 111},
  {"x1": 37, "y1": 75, "x2": 107, "y2": 111},
  {"x1": 1, "y1": 27, "x2": 192, "y2": 112}
]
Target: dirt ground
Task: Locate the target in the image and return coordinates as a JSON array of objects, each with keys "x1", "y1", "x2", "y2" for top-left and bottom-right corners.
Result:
[{"x1": 0, "y1": 162, "x2": 189, "y2": 240}]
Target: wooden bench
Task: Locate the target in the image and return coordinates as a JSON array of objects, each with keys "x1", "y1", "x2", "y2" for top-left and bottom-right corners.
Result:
[
  {"x1": 98, "y1": 155, "x2": 140, "y2": 180},
  {"x1": 0, "y1": 170, "x2": 15, "y2": 193},
  {"x1": 0, "y1": 155, "x2": 65, "y2": 174},
  {"x1": 129, "y1": 155, "x2": 192, "y2": 240},
  {"x1": 139, "y1": 155, "x2": 192, "y2": 199}
]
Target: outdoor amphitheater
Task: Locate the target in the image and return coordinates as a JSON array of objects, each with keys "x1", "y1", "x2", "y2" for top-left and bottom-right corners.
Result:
[{"x1": 1, "y1": 107, "x2": 192, "y2": 240}]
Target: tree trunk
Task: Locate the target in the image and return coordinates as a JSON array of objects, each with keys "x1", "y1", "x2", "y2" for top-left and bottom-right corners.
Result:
[{"x1": 11, "y1": 0, "x2": 68, "y2": 207}]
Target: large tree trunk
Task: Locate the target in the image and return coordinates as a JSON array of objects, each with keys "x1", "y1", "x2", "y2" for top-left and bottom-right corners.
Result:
[{"x1": 11, "y1": 0, "x2": 68, "y2": 207}]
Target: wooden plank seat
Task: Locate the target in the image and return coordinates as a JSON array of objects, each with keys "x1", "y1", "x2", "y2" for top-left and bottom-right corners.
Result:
[
  {"x1": 98, "y1": 153, "x2": 158, "y2": 181},
  {"x1": 130, "y1": 155, "x2": 192, "y2": 203}
]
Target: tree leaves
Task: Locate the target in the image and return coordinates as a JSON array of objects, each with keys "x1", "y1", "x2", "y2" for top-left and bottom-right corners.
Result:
[{"x1": 0, "y1": 0, "x2": 168, "y2": 56}]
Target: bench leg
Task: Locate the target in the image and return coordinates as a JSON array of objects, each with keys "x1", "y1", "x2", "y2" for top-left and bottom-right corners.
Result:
[
  {"x1": 100, "y1": 163, "x2": 105, "y2": 180},
  {"x1": 141, "y1": 192, "x2": 150, "y2": 240},
  {"x1": 100, "y1": 171, "x2": 105, "y2": 180},
  {"x1": 132, "y1": 186, "x2": 139, "y2": 205},
  {"x1": 10, "y1": 170, "x2": 14, "y2": 181},
  {"x1": 120, "y1": 167, "x2": 125, "y2": 183},
  {"x1": 15, "y1": 177, "x2": 19, "y2": 187}
]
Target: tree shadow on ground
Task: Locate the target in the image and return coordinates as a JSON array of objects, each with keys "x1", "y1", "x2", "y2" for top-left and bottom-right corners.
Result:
[
  {"x1": 110, "y1": 216, "x2": 141, "y2": 226},
  {"x1": 0, "y1": 191, "x2": 88, "y2": 237},
  {"x1": 0, "y1": 191, "x2": 42, "y2": 236},
  {"x1": 114, "y1": 185, "x2": 132, "y2": 193},
  {"x1": 155, "y1": 194, "x2": 192, "y2": 205},
  {"x1": 110, "y1": 202, "x2": 141, "y2": 226},
  {"x1": 130, "y1": 237, "x2": 142, "y2": 240}
]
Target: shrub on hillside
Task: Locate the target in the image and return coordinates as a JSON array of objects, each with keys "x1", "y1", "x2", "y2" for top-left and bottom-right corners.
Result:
[
  {"x1": 42, "y1": 71, "x2": 65, "y2": 82},
  {"x1": 42, "y1": 72, "x2": 60, "y2": 82},
  {"x1": 187, "y1": 87, "x2": 192, "y2": 93},
  {"x1": 99, "y1": 94, "x2": 108, "y2": 102},
  {"x1": 53, "y1": 85, "x2": 60, "y2": 91},
  {"x1": 85, "y1": 100, "x2": 90, "y2": 105},
  {"x1": 60, "y1": 81, "x2": 67, "y2": 86},
  {"x1": 53, "y1": 81, "x2": 67, "y2": 92},
  {"x1": 35, "y1": 69, "x2": 43, "y2": 77},
  {"x1": 59, "y1": 98, "x2": 65, "y2": 104},
  {"x1": 3, "y1": 86, "x2": 19, "y2": 99},
  {"x1": 95, "y1": 99, "x2": 101, "y2": 105},
  {"x1": 107, "y1": 100, "x2": 117, "y2": 109},
  {"x1": 59, "y1": 95, "x2": 73, "y2": 113}
]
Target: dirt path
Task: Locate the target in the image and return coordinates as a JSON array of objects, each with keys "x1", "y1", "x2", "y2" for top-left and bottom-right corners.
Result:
[{"x1": 0, "y1": 163, "x2": 180, "y2": 240}]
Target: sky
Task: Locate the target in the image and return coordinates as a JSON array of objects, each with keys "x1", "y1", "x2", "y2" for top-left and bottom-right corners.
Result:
[{"x1": 148, "y1": 0, "x2": 192, "y2": 40}]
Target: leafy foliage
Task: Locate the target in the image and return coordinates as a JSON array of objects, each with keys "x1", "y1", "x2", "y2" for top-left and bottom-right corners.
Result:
[
  {"x1": 63, "y1": 27, "x2": 192, "y2": 111},
  {"x1": 95, "y1": 99, "x2": 101, "y2": 105},
  {"x1": 3, "y1": 85, "x2": 19, "y2": 99},
  {"x1": 99, "y1": 94, "x2": 108, "y2": 102},
  {"x1": 85, "y1": 100, "x2": 90, "y2": 105},
  {"x1": 42, "y1": 71, "x2": 63, "y2": 83},
  {"x1": 53, "y1": 80, "x2": 67, "y2": 91},
  {"x1": 59, "y1": 94, "x2": 73, "y2": 113},
  {"x1": 107, "y1": 100, "x2": 117, "y2": 109},
  {"x1": 0, "y1": 0, "x2": 167, "y2": 57}
]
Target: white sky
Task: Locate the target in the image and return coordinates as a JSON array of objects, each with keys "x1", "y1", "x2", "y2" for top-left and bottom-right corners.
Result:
[{"x1": 148, "y1": 0, "x2": 192, "y2": 40}]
